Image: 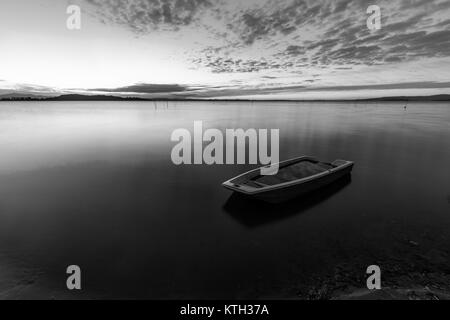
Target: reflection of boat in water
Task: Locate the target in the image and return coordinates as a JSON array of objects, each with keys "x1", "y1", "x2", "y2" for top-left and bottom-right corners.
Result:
[
  {"x1": 223, "y1": 174, "x2": 352, "y2": 227},
  {"x1": 222, "y1": 156, "x2": 354, "y2": 203}
]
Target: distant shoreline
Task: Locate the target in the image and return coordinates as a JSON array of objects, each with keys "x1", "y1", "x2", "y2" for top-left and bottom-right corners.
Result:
[{"x1": 1, "y1": 93, "x2": 449, "y2": 102}]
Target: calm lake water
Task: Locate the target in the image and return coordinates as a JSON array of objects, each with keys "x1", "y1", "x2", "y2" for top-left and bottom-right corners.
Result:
[{"x1": 0, "y1": 101, "x2": 449, "y2": 298}]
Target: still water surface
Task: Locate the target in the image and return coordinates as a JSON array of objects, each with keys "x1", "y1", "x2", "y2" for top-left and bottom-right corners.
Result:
[{"x1": 0, "y1": 101, "x2": 449, "y2": 298}]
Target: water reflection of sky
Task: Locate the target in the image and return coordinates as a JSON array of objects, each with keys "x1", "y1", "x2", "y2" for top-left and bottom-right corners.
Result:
[{"x1": 0, "y1": 101, "x2": 449, "y2": 298}]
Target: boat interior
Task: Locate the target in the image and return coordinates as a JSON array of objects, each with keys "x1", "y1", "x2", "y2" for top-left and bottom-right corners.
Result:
[{"x1": 234, "y1": 159, "x2": 337, "y2": 188}]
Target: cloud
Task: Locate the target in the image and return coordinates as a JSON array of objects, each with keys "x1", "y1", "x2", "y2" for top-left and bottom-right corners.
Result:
[
  {"x1": 180, "y1": 80, "x2": 450, "y2": 98},
  {"x1": 3, "y1": 0, "x2": 449, "y2": 98},
  {"x1": 87, "y1": 80, "x2": 450, "y2": 98},
  {"x1": 3, "y1": 79, "x2": 450, "y2": 100},
  {"x1": 195, "y1": 56, "x2": 292, "y2": 73},
  {"x1": 305, "y1": 81, "x2": 450, "y2": 91},
  {"x1": 91, "y1": 83, "x2": 189, "y2": 94},
  {"x1": 228, "y1": 2, "x2": 308, "y2": 45},
  {"x1": 284, "y1": 45, "x2": 305, "y2": 56},
  {"x1": 84, "y1": 0, "x2": 212, "y2": 32},
  {"x1": 82, "y1": 0, "x2": 450, "y2": 72}
]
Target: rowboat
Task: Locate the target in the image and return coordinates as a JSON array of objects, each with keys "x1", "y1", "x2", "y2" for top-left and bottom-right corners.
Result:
[{"x1": 222, "y1": 156, "x2": 353, "y2": 203}]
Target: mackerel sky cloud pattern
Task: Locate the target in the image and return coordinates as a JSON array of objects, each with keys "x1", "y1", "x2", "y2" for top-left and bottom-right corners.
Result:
[{"x1": 0, "y1": 0, "x2": 449, "y2": 99}]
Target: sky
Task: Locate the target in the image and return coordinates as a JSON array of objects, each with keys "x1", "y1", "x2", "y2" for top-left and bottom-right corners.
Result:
[{"x1": 0, "y1": 0, "x2": 449, "y2": 99}]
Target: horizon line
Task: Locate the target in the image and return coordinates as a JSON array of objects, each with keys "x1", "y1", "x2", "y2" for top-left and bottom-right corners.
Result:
[{"x1": 1, "y1": 93, "x2": 449, "y2": 102}]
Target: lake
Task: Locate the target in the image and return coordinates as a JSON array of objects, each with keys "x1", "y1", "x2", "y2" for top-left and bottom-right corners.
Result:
[{"x1": 0, "y1": 101, "x2": 449, "y2": 299}]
